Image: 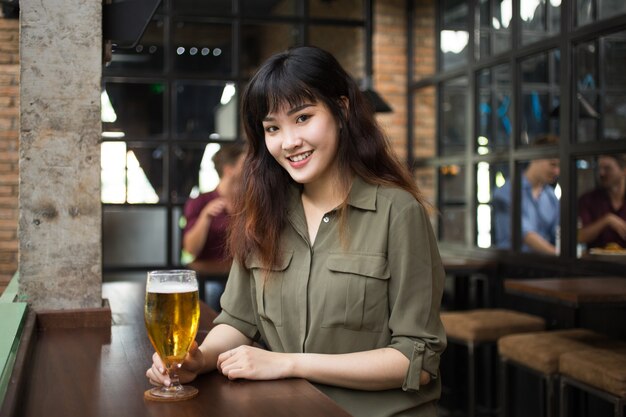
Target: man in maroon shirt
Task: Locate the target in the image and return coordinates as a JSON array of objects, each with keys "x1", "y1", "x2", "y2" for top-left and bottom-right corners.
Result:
[
  {"x1": 183, "y1": 143, "x2": 245, "y2": 309},
  {"x1": 578, "y1": 154, "x2": 626, "y2": 249}
]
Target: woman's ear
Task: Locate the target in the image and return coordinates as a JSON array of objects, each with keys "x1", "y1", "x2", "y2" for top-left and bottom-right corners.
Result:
[{"x1": 338, "y1": 96, "x2": 349, "y2": 123}]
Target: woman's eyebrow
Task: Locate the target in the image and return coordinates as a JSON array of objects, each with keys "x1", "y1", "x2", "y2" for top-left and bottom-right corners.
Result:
[{"x1": 263, "y1": 103, "x2": 315, "y2": 122}]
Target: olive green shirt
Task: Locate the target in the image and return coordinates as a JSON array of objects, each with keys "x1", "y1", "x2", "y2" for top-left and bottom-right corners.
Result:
[{"x1": 214, "y1": 176, "x2": 447, "y2": 417}]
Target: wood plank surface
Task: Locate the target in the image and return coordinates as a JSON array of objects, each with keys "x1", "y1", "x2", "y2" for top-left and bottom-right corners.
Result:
[
  {"x1": 16, "y1": 281, "x2": 351, "y2": 417},
  {"x1": 504, "y1": 277, "x2": 626, "y2": 305}
]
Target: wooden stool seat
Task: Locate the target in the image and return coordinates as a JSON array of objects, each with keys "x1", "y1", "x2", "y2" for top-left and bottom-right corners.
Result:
[
  {"x1": 498, "y1": 329, "x2": 608, "y2": 374},
  {"x1": 440, "y1": 309, "x2": 545, "y2": 417},
  {"x1": 560, "y1": 347, "x2": 626, "y2": 398},
  {"x1": 441, "y1": 308, "x2": 546, "y2": 343}
]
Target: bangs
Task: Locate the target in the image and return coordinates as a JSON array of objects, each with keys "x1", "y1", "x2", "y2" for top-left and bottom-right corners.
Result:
[{"x1": 248, "y1": 63, "x2": 320, "y2": 122}]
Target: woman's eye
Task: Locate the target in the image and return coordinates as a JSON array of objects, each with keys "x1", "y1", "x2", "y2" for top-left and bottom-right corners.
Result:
[
  {"x1": 296, "y1": 114, "x2": 310, "y2": 123},
  {"x1": 264, "y1": 125, "x2": 278, "y2": 133}
]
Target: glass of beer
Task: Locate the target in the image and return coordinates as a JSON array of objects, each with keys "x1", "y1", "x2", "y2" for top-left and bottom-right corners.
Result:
[{"x1": 144, "y1": 270, "x2": 200, "y2": 400}]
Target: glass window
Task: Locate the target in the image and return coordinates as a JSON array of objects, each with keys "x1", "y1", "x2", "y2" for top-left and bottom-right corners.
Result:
[
  {"x1": 412, "y1": 1, "x2": 436, "y2": 81},
  {"x1": 575, "y1": 30, "x2": 626, "y2": 142},
  {"x1": 440, "y1": 0, "x2": 469, "y2": 71},
  {"x1": 439, "y1": 164, "x2": 467, "y2": 243},
  {"x1": 477, "y1": 64, "x2": 511, "y2": 153},
  {"x1": 102, "y1": 82, "x2": 165, "y2": 138},
  {"x1": 575, "y1": 154, "x2": 626, "y2": 258},
  {"x1": 106, "y1": 18, "x2": 164, "y2": 72},
  {"x1": 172, "y1": 206, "x2": 184, "y2": 266},
  {"x1": 172, "y1": 0, "x2": 233, "y2": 16},
  {"x1": 103, "y1": 206, "x2": 167, "y2": 267},
  {"x1": 309, "y1": 0, "x2": 363, "y2": 19},
  {"x1": 175, "y1": 81, "x2": 238, "y2": 140},
  {"x1": 476, "y1": 0, "x2": 512, "y2": 60},
  {"x1": 576, "y1": 0, "x2": 626, "y2": 26},
  {"x1": 309, "y1": 25, "x2": 366, "y2": 82},
  {"x1": 520, "y1": 50, "x2": 560, "y2": 146},
  {"x1": 173, "y1": 21, "x2": 232, "y2": 76},
  {"x1": 169, "y1": 143, "x2": 224, "y2": 204},
  {"x1": 241, "y1": 24, "x2": 301, "y2": 77},
  {"x1": 413, "y1": 86, "x2": 437, "y2": 159},
  {"x1": 520, "y1": 0, "x2": 560, "y2": 46},
  {"x1": 440, "y1": 77, "x2": 468, "y2": 155},
  {"x1": 101, "y1": 142, "x2": 165, "y2": 204},
  {"x1": 478, "y1": 161, "x2": 510, "y2": 248}
]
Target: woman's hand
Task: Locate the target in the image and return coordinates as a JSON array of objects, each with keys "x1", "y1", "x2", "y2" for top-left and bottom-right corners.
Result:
[
  {"x1": 217, "y1": 345, "x2": 292, "y2": 381},
  {"x1": 146, "y1": 341, "x2": 206, "y2": 387}
]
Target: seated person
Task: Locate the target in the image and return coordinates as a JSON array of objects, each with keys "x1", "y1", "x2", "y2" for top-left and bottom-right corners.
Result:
[
  {"x1": 578, "y1": 154, "x2": 626, "y2": 250},
  {"x1": 182, "y1": 143, "x2": 246, "y2": 310},
  {"x1": 493, "y1": 134, "x2": 560, "y2": 255}
]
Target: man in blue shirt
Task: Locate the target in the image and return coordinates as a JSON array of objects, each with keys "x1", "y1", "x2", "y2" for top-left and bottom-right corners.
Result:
[{"x1": 493, "y1": 135, "x2": 560, "y2": 254}]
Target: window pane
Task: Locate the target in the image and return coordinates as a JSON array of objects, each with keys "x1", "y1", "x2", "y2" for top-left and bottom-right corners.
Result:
[
  {"x1": 575, "y1": 30, "x2": 626, "y2": 142},
  {"x1": 173, "y1": 21, "x2": 232, "y2": 76},
  {"x1": 576, "y1": 0, "x2": 626, "y2": 26},
  {"x1": 520, "y1": 50, "x2": 560, "y2": 146},
  {"x1": 493, "y1": 158, "x2": 561, "y2": 254},
  {"x1": 241, "y1": 24, "x2": 301, "y2": 78},
  {"x1": 101, "y1": 142, "x2": 166, "y2": 204},
  {"x1": 415, "y1": 166, "x2": 438, "y2": 242},
  {"x1": 413, "y1": 86, "x2": 437, "y2": 159},
  {"x1": 477, "y1": 161, "x2": 510, "y2": 248},
  {"x1": 106, "y1": 18, "x2": 164, "y2": 73},
  {"x1": 175, "y1": 82, "x2": 238, "y2": 140},
  {"x1": 412, "y1": 1, "x2": 436, "y2": 81},
  {"x1": 476, "y1": 64, "x2": 511, "y2": 153},
  {"x1": 440, "y1": 0, "x2": 469, "y2": 71},
  {"x1": 440, "y1": 164, "x2": 466, "y2": 244},
  {"x1": 576, "y1": 154, "x2": 626, "y2": 259},
  {"x1": 309, "y1": 0, "x2": 364, "y2": 19},
  {"x1": 476, "y1": 0, "x2": 512, "y2": 60},
  {"x1": 102, "y1": 82, "x2": 165, "y2": 138},
  {"x1": 169, "y1": 143, "x2": 223, "y2": 204},
  {"x1": 309, "y1": 25, "x2": 365, "y2": 81},
  {"x1": 172, "y1": 0, "x2": 233, "y2": 16},
  {"x1": 520, "y1": 0, "x2": 560, "y2": 46},
  {"x1": 103, "y1": 207, "x2": 167, "y2": 267},
  {"x1": 441, "y1": 77, "x2": 468, "y2": 156}
]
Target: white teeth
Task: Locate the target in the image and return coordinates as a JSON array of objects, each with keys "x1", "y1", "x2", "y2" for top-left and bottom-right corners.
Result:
[{"x1": 289, "y1": 151, "x2": 311, "y2": 162}]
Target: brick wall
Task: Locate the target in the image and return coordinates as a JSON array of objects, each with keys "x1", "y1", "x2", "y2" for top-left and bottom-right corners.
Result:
[
  {"x1": 373, "y1": 0, "x2": 407, "y2": 160},
  {"x1": 0, "y1": 14, "x2": 19, "y2": 295}
]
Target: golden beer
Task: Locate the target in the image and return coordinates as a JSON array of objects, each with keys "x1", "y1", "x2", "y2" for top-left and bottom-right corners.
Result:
[{"x1": 144, "y1": 281, "x2": 200, "y2": 366}]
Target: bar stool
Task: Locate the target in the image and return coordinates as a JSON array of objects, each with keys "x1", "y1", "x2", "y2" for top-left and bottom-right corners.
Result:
[
  {"x1": 559, "y1": 347, "x2": 626, "y2": 417},
  {"x1": 498, "y1": 329, "x2": 608, "y2": 417},
  {"x1": 441, "y1": 309, "x2": 546, "y2": 417}
]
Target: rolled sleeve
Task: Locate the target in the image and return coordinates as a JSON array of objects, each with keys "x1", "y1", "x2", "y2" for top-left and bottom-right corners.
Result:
[
  {"x1": 212, "y1": 258, "x2": 262, "y2": 342},
  {"x1": 386, "y1": 200, "x2": 447, "y2": 391}
]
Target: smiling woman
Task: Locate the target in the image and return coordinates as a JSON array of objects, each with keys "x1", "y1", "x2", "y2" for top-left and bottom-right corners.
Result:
[{"x1": 146, "y1": 46, "x2": 447, "y2": 417}]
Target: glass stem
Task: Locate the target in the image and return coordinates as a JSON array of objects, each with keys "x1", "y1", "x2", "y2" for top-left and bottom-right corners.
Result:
[{"x1": 166, "y1": 363, "x2": 182, "y2": 391}]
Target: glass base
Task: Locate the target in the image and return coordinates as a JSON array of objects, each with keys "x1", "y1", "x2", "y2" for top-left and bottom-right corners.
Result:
[{"x1": 145, "y1": 385, "x2": 198, "y2": 401}]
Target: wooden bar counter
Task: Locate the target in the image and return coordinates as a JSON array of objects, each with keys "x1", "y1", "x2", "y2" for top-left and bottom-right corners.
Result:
[{"x1": 9, "y1": 282, "x2": 351, "y2": 417}]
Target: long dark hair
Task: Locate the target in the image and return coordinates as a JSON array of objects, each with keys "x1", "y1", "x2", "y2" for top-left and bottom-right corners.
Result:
[{"x1": 228, "y1": 46, "x2": 426, "y2": 269}]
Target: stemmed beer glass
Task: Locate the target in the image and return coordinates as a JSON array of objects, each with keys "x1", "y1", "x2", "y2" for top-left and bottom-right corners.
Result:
[{"x1": 144, "y1": 270, "x2": 200, "y2": 400}]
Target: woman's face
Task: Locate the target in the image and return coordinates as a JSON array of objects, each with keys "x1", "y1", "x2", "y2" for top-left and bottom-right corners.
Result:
[{"x1": 262, "y1": 100, "x2": 340, "y2": 188}]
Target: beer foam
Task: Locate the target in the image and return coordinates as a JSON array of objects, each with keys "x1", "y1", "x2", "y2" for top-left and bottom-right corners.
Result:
[{"x1": 147, "y1": 280, "x2": 198, "y2": 293}]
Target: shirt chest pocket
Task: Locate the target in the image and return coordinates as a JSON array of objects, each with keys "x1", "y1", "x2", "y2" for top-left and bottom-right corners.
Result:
[
  {"x1": 322, "y1": 253, "x2": 390, "y2": 332},
  {"x1": 246, "y1": 251, "x2": 293, "y2": 327}
]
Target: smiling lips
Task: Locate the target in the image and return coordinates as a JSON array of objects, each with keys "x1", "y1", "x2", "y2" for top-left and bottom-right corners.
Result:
[{"x1": 288, "y1": 151, "x2": 312, "y2": 164}]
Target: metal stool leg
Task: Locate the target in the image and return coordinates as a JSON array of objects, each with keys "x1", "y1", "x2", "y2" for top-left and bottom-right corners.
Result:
[
  {"x1": 499, "y1": 357, "x2": 508, "y2": 417},
  {"x1": 559, "y1": 377, "x2": 569, "y2": 417},
  {"x1": 468, "y1": 342, "x2": 476, "y2": 417}
]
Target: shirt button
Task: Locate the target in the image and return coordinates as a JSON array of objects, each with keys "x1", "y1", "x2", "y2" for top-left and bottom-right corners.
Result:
[{"x1": 323, "y1": 216, "x2": 330, "y2": 223}]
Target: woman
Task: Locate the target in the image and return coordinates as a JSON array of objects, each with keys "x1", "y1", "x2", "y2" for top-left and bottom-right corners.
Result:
[{"x1": 147, "y1": 46, "x2": 446, "y2": 417}]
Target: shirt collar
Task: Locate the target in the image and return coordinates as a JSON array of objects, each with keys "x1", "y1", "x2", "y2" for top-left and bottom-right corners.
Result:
[
  {"x1": 286, "y1": 175, "x2": 378, "y2": 213},
  {"x1": 347, "y1": 175, "x2": 377, "y2": 211}
]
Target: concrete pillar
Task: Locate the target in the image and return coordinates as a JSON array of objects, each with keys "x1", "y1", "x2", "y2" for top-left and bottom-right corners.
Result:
[{"x1": 19, "y1": 0, "x2": 102, "y2": 309}]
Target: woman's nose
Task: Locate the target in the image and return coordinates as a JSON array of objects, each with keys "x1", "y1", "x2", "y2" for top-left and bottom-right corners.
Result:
[{"x1": 281, "y1": 129, "x2": 302, "y2": 150}]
